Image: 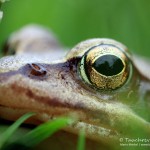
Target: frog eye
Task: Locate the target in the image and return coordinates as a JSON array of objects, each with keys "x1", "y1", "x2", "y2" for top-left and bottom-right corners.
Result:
[{"x1": 79, "y1": 44, "x2": 131, "y2": 90}]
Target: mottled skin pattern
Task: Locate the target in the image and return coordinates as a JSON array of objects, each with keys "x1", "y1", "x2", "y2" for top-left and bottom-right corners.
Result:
[{"x1": 0, "y1": 25, "x2": 150, "y2": 150}]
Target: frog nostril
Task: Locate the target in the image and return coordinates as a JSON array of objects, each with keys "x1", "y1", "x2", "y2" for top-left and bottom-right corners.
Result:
[
  {"x1": 29, "y1": 63, "x2": 47, "y2": 76},
  {"x1": 32, "y1": 63, "x2": 41, "y2": 70}
]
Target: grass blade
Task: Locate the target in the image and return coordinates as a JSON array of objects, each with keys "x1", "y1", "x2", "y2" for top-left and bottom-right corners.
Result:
[
  {"x1": 77, "y1": 128, "x2": 85, "y2": 150},
  {"x1": 18, "y1": 117, "x2": 73, "y2": 147},
  {"x1": 0, "y1": 112, "x2": 35, "y2": 149}
]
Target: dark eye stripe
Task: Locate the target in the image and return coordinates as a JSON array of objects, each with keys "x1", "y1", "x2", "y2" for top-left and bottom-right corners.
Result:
[{"x1": 93, "y1": 55, "x2": 124, "y2": 76}]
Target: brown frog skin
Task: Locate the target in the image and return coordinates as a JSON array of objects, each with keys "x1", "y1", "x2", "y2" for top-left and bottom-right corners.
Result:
[{"x1": 0, "y1": 25, "x2": 150, "y2": 150}]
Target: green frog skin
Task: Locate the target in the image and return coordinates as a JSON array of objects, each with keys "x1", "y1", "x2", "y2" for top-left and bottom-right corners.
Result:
[{"x1": 0, "y1": 25, "x2": 150, "y2": 150}]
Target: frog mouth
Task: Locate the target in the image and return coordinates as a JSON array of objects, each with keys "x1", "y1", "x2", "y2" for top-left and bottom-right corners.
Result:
[
  {"x1": 0, "y1": 104, "x2": 120, "y2": 145},
  {"x1": 0, "y1": 100, "x2": 150, "y2": 145}
]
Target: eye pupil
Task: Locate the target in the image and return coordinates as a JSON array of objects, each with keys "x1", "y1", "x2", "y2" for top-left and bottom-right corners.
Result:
[{"x1": 93, "y1": 55, "x2": 124, "y2": 76}]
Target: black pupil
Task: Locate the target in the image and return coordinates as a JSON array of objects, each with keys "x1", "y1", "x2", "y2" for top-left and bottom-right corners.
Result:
[{"x1": 93, "y1": 54, "x2": 124, "y2": 76}]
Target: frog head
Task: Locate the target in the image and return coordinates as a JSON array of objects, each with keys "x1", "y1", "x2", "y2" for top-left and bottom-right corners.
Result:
[{"x1": 0, "y1": 25, "x2": 150, "y2": 148}]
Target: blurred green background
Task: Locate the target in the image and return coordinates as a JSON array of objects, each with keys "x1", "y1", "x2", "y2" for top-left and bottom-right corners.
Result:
[{"x1": 0, "y1": 0, "x2": 150, "y2": 57}]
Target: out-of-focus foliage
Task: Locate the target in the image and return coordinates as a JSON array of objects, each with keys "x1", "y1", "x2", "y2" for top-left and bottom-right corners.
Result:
[
  {"x1": 0, "y1": 0, "x2": 9, "y2": 21},
  {"x1": 0, "y1": 0, "x2": 150, "y2": 57}
]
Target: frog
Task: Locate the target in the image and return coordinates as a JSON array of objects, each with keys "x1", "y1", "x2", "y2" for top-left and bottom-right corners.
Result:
[{"x1": 0, "y1": 25, "x2": 150, "y2": 150}]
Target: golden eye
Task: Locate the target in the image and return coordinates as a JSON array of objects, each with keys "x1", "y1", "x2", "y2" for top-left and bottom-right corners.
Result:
[{"x1": 79, "y1": 44, "x2": 131, "y2": 90}]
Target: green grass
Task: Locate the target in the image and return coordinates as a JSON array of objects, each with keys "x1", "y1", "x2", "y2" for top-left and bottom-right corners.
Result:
[
  {"x1": 0, "y1": 113, "x2": 85, "y2": 150},
  {"x1": 77, "y1": 128, "x2": 85, "y2": 150},
  {"x1": 0, "y1": 113, "x2": 35, "y2": 149}
]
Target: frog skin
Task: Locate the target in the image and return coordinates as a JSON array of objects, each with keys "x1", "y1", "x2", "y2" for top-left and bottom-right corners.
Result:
[{"x1": 0, "y1": 25, "x2": 150, "y2": 150}]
